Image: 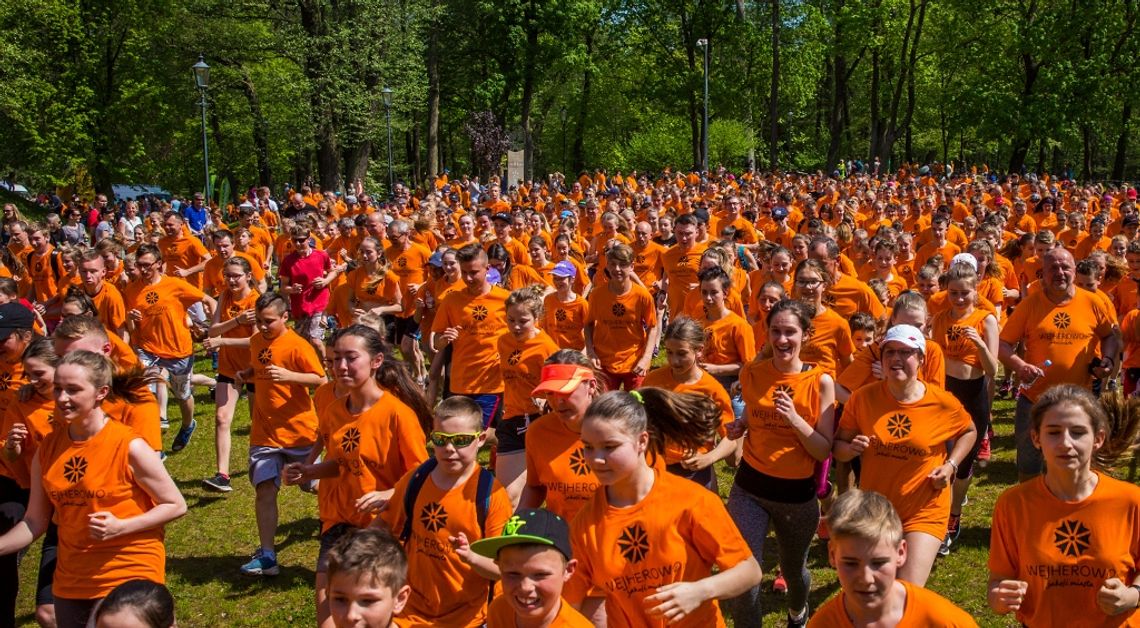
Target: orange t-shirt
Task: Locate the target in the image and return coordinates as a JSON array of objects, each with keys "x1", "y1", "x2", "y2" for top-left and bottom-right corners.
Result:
[
  {"x1": 420, "y1": 276, "x2": 465, "y2": 332},
  {"x1": 108, "y1": 331, "x2": 140, "y2": 371},
  {"x1": 430, "y1": 286, "x2": 510, "y2": 395},
  {"x1": 826, "y1": 273, "x2": 887, "y2": 319},
  {"x1": 158, "y1": 235, "x2": 211, "y2": 289},
  {"x1": 485, "y1": 595, "x2": 592, "y2": 628},
  {"x1": 660, "y1": 244, "x2": 706, "y2": 313},
  {"x1": 524, "y1": 413, "x2": 598, "y2": 522},
  {"x1": 0, "y1": 392, "x2": 55, "y2": 488},
  {"x1": 999, "y1": 288, "x2": 1115, "y2": 403},
  {"x1": 631, "y1": 240, "x2": 667, "y2": 286},
  {"x1": 541, "y1": 294, "x2": 587, "y2": 351},
  {"x1": 989, "y1": 473, "x2": 1140, "y2": 628},
  {"x1": 39, "y1": 420, "x2": 165, "y2": 599},
  {"x1": 498, "y1": 330, "x2": 560, "y2": 419},
  {"x1": 345, "y1": 267, "x2": 401, "y2": 309},
  {"x1": 930, "y1": 307, "x2": 994, "y2": 369},
  {"x1": 800, "y1": 307, "x2": 855, "y2": 377},
  {"x1": 739, "y1": 360, "x2": 825, "y2": 480},
  {"x1": 318, "y1": 393, "x2": 428, "y2": 532},
  {"x1": 680, "y1": 289, "x2": 745, "y2": 321},
  {"x1": 702, "y1": 312, "x2": 757, "y2": 367},
  {"x1": 840, "y1": 381, "x2": 971, "y2": 538},
  {"x1": 379, "y1": 466, "x2": 512, "y2": 628},
  {"x1": 386, "y1": 242, "x2": 432, "y2": 317},
  {"x1": 563, "y1": 470, "x2": 754, "y2": 628},
  {"x1": 123, "y1": 276, "x2": 206, "y2": 359},
  {"x1": 248, "y1": 329, "x2": 326, "y2": 448},
  {"x1": 585, "y1": 283, "x2": 657, "y2": 373},
  {"x1": 89, "y1": 282, "x2": 127, "y2": 332},
  {"x1": 26, "y1": 247, "x2": 59, "y2": 303},
  {"x1": 808, "y1": 580, "x2": 978, "y2": 627},
  {"x1": 216, "y1": 289, "x2": 260, "y2": 379},
  {"x1": 103, "y1": 388, "x2": 162, "y2": 451},
  {"x1": 641, "y1": 368, "x2": 733, "y2": 465}
]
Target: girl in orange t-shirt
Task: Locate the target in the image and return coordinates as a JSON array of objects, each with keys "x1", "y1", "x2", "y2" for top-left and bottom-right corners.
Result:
[
  {"x1": 345, "y1": 237, "x2": 403, "y2": 326},
  {"x1": 794, "y1": 259, "x2": 854, "y2": 377},
  {"x1": 834, "y1": 324, "x2": 976, "y2": 587},
  {"x1": 563, "y1": 390, "x2": 762, "y2": 628},
  {"x1": 642, "y1": 317, "x2": 737, "y2": 490},
  {"x1": 496, "y1": 286, "x2": 560, "y2": 508},
  {"x1": 749, "y1": 280, "x2": 787, "y2": 351},
  {"x1": 0, "y1": 351, "x2": 185, "y2": 628},
  {"x1": 285, "y1": 324, "x2": 428, "y2": 628},
  {"x1": 929, "y1": 263, "x2": 999, "y2": 555},
  {"x1": 540, "y1": 263, "x2": 587, "y2": 351},
  {"x1": 699, "y1": 267, "x2": 757, "y2": 393},
  {"x1": 989, "y1": 385, "x2": 1140, "y2": 627},
  {"x1": 200, "y1": 256, "x2": 260, "y2": 492},
  {"x1": 727, "y1": 299, "x2": 836, "y2": 627}
]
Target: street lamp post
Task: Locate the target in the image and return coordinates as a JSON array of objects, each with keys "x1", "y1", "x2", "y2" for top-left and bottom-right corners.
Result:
[
  {"x1": 560, "y1": 106, "x2": 568, "y2": 174},
  {"x1": 381, "y1": 87, "x2": 394, "y2": 195},
  {"x1": 192, "y1": 55, "x2": 211, "y2": 203},
  {"x1": 696, "y1": 38, "x2": 709, "y2": 174}
]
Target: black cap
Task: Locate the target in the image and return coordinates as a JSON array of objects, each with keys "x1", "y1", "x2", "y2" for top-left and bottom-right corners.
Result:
[
  {"x1": 0, "y1": 303, "x2": 35, "y2": 340},
  {"x1": 1124, "y1": 215, "x2": 1139, "y2": 227},
  {"x1": 491, "y1": 212, "x2": 512, "y2": 223},
  {"x1": 470, "y1": 508, "x2": 572, "y2": 560}
]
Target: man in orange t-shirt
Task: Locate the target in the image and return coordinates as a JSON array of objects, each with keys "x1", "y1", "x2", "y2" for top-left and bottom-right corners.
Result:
[
  {"x1": 76, "y1": 249, "x2": 128, "y2": 340},
  {"x1": 999, "y1": 247, "x2": 1118, "y2": 480},
  {"x1": 123, "y1": 244, "x2": 215, "y2": 454},
  {"x1": 584, "y1": 244, "x2": 658, "y2": 391},
  {"x1": 235, "y1": 292, "x2": 327, "y2": 577},
  {"x1": 158, "y1": 211, "x2": 212, "y2": 290},
  {"x1": 386, "y1": 219, "x2": 433, "y2": 382},
  {"x1": 659, "y1": 214, "x2": 706, "y2": 315},
  {"x1": 430, "y1": 244, "x2": 509, "y2": 430},
  {"x1": 203, "y1": 230, "x2": 267, "y2": 296},
  {"x1": 809, "y1": 237, "x2": 886, "y2": 321}
]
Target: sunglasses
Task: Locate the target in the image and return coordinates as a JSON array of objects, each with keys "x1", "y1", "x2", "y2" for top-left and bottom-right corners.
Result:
[{"x1": 428, "y1": 431, "x2": 483, "y2": 448}]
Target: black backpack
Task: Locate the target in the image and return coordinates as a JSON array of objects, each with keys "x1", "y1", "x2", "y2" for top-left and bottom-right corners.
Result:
[{"x1": 398, "y1": 458, "x2": 495, "y2": 543}]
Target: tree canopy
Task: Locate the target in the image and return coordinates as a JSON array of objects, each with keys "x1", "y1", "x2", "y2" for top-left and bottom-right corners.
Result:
[{"x1": 0, "y1": 0, "x2": 1136, "y2": 198}]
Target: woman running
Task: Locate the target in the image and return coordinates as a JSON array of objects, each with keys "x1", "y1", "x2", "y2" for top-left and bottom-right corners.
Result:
[{"x1": 794, "y1": 259, "x2": 854, "y2": 377}]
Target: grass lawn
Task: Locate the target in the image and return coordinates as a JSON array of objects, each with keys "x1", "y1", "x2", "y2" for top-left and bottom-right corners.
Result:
[{"x1": 14, "y1": 361, "x2": 1033, "y2": 626}]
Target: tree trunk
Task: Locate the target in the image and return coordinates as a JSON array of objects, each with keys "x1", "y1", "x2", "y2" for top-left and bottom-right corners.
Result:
[
  {"x1": 425, "y1": 0, "x2": 441, "y2": 178},
  {"x1": 571, "y1": 30, "x2": 594, "y2": 173},
  {"x1": 237, "y1": 66, "x2": 273, "y2": 188},
  {"x1": 1008, "y1": 53, "x2": 1041, "y2": 174},
  {"x1": 1113, "y1": 102, "x2": 1131, "y2": 180},
  {"x1": 769, "y1": 0, "x2": 780, "y2": 168},
  {"x1": 298, "y1": 0, "x2": 340, "y2": 191},
  {"x1": 343, "y1": 141, "x2": 372, "y2": 186},
  {"x1": 520, "y1": 0, "x2": 539, "y2": 180},
  {"x1": 869, "y1": 44, "x2": 881, "y2": 161}
]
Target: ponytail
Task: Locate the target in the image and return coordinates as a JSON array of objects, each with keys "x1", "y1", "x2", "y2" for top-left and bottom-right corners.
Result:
[{"x1": 584, "y1": 389, "x2": 722, "y2": 463}]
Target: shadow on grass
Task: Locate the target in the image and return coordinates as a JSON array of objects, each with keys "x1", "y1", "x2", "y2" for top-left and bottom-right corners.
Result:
[{"x1": 166, "y1": 554, "x2": 317, "y2": 597}]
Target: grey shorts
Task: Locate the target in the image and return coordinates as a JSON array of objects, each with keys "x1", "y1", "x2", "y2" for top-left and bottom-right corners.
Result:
[
  {"x1": 248, "y1": 445, "x2": 315, "y2": 489},
  {"x1": 1014, "y1": 394, "x2": 1043, "y2": 477},
  {"x1": 136, "y1": 350, "x2": 194, "y2": 401},
  {"x1": 293, "y1": 314, "x2": 325, "y2": 342}
]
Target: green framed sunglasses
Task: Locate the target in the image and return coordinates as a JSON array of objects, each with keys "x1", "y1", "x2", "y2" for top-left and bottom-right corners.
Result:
[{"x1": 428, "y1": 431, "x2": 483, "y2": 449}]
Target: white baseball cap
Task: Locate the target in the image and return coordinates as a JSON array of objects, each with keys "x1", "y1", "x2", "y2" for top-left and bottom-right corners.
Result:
[{"x1": 882, "y1": 324, "x2": 926, "y2": 355}]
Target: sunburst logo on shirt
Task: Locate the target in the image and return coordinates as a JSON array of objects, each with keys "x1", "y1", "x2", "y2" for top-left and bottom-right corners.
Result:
[
  {"x1": 35, "y1": 262, "x2": 43, "y2": 273},
  {"x1": 227, "y1": 305, "x2": 242, "y2": 319},
  {"x1": 341, "y1": 427, "x2": 361, "y2": 453},
  {"x1": 677, "y1": 255, "x2": 691, "y2": 269},
  {"x1": 822, "y1": 292, "x2": 837, "y2": 307},
  {"x1": 397, "y1": 257, "x2": 407, "y2": 268},
  {"x1": 472, "y1": 305, "x2": 489, "y2": 321},
  {"x1": 1053, "y1": 519, "x2": 1091, "y2": 557},
  {"x1": 555, "y1": 308, "x2": 568, "y2": 322},
  {"x1": 886, "y1": 413, "x2": 912, "y2": 439},
  {"x1": 63, "y1": 455, "x2": 88, "y2": 484},
  {"x1": 420, "y1": 502, "x2": 448, "y2": 533},
  {"x1": 0, "y1": 372, "x2": 11, "y2": 391},
  {"x1": 257, "y1": 349, "x2": 273, "y2": 365},
  {"x1": 611, "y1": 303, "x2": 627, "y2": 317},
  {"x1": 569, "y1": 447, "x2": 590, "y2": 476},
  {"x1": 145, "y1": 291, "x2": 160, "y2": 305},
  {"x1": 506, "y1": 350, "x2": 522, "y2": 366},
  {"x1": 946, "y1": 325, "x2": 965, "y2": 342},
  {"x1": 772, "y1": 384, "x2": 794, "y2": 400},
  {"x1": 1053, "y1": 312, "x2": 1072, "y2": 330},
  {"x1": 617, "y1": 523, "x2": 650, "y2": 563},
  {"x1": 635, "y1": 254, "x2": 646, "y2": 265}
]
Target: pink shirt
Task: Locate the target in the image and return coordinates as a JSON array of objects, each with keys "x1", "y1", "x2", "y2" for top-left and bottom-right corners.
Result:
[{"x1": 280, "y1": 248, "x2": 331, "y2": 316}]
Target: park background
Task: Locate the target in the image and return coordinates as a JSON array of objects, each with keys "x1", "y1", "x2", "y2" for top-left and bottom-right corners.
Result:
[{"x1": 1, "y1": 0, "x2": 1139, "y2": 201}]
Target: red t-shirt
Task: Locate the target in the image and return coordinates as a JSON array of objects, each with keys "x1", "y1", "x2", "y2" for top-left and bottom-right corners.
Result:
[{"x1": 280, "y1": 249, "x2": 332, "y2": 316}]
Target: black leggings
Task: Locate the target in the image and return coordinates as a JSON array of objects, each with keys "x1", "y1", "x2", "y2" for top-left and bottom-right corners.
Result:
[
  {"x1": 0, "y1": 476, "x2": 28, "y2": 628},
  {"x1": 945, "y1": 375, "x2": 991, "y2": 480}
]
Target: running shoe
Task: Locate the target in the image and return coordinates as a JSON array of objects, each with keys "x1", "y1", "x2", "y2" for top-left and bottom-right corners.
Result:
[
  {"x1": 787, "y1": 608, "x2": 810, "y2": 628},
  {"x1": 773, "y1": 569, "x2": 787, "y2": 593},
  {"x1": 938, "y1": 533, "x2": 952, "y2": 557},
  {"x1": 203, "y1": 473, "x2": 232, "y2": 493},
  {"x1": 171, "y1": 419, "x2": 197, "y2": 453},
  {"x1": 977, "y1": 431, "x2": 992, "y2": 467},
  {"x1": 240, "y1": 549, "x2": 279, "y2": 576},
  {"x1": 160, "y1": 418, "x2": 170, "y2": 430},
  {"x1": 947, "y1": 513, "x2": 962, "y2": 542}
]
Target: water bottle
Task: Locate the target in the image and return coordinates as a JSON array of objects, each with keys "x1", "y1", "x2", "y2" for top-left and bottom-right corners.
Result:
[{"x1": 1018, "y1": 359, "x2": 1052, "y2": 394}]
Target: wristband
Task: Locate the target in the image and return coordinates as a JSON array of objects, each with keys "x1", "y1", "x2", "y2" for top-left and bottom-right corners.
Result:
[
  {"x1": 947, "y1": 459, "x2": 959, "y2": 472},
  {"x1": 1130, "y1": 584, "x2": 1140, "y2": 609}
]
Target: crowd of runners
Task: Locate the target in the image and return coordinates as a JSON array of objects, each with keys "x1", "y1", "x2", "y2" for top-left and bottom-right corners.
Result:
[{"x1": 0, "y1": 165, "x2": 1138, "y2": 627}]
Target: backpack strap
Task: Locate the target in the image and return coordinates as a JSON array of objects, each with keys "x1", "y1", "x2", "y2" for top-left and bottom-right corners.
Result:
[
  {"x1": 399, "y1": 458, "x2": 438, "y2": 543},
  {"x1": 474, "y1": 466, "x2": 495, "y2": 537}
]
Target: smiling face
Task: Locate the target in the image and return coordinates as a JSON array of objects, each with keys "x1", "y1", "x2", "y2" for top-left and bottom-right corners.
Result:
[
  {"x1": 880, "y1": 341, "x2": 922, "y2": 383},
  {"x1": 768, "y1": 309, "x2": 806, "y2": 363},
  {"x1": 497, "y1": 545, "x2": 575, "y2": 624},
  {"x1": 53, "y1": 363, "x2": 108, "y2": 424},
  {"x1": 830, "y1": 535, "x2": 907, "y2": 616}
]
